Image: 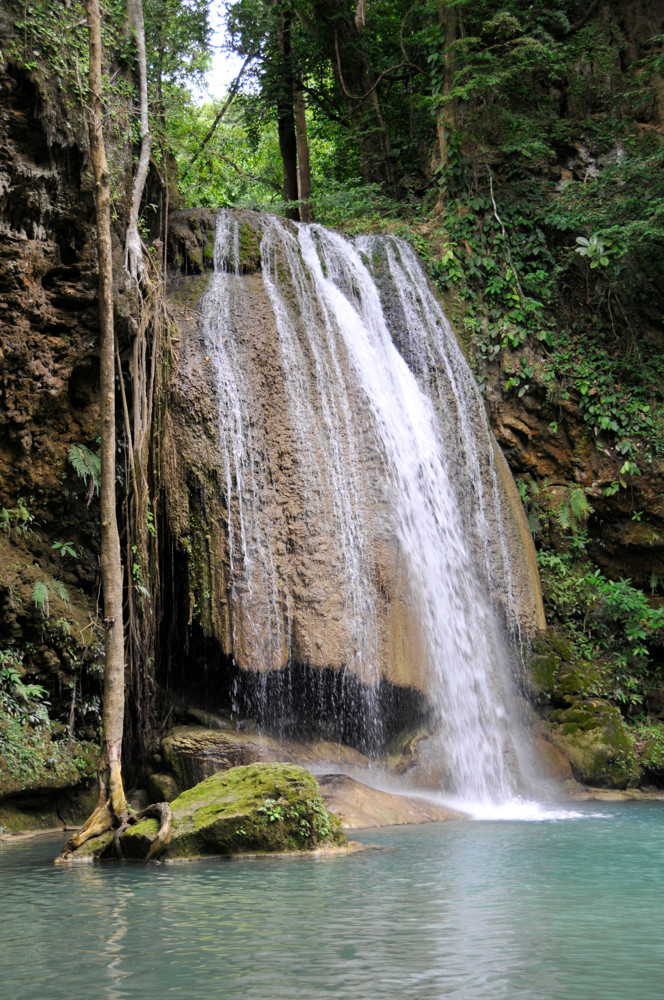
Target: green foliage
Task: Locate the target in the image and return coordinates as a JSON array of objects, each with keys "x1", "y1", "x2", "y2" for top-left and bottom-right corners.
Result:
[
  {"x1": 0, "y1": 649, "x2": 50, "y2": 729},
  {"x1": 52, "y1": 541, "x2": 77, "y2": 559},
  {"x1": 0, "y1": 498, "x2": 34, "y2": 538},
  {"x1": 68, "y1": 444, "x2": 101, "y2": 499},
  {"x1": 31, "y1": 578, "x2": 69, "y2": 618},
  {"x1": 258, "y1": 797, "x2": 284, "y2": 823},
  {"x1": 537, "y1": 550, "x2": 663, "y2": 711}
]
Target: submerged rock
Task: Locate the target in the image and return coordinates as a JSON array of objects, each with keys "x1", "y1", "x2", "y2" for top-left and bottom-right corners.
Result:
[{"x1": 116, "y1": 762, "x2": 345, "y2": 860}]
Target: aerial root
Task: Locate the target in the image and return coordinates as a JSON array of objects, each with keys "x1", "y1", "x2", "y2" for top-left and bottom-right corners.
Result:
[
  {"x1": 136, "y1": 801, "x2": 173, "y2": 860},
  {"x1": 56, "y1": 802, "x2": 113, "y2": 861}
]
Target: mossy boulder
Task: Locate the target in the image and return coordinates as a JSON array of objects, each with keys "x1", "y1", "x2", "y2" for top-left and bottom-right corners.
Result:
[
  {"x1": 0, "y1": 719, "x2": 97, "y2": 801},
  {"x1": 529, "y1": 633, "x2": 605, "y2": 706},
  {"x1": 117, "y1": 763, "x2": 346, "y2": 860},
  {"x1": 148, "y1": 772, "x2": 181, "y2": 803},
  {"x1": 547, "y1": 699, "x2": 639, "y2": 788},
  {"x1": 639, "y1": 729, "x2": 664, "y2": 785}
]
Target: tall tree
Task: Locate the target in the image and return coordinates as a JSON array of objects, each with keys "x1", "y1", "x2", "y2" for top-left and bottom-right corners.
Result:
[
  {"x1": 294, "y1": 86, "x2": 314, "y2": 221},
  {"x1": 276, "y1": 7, "x2": 300, "y2": 218},
  {"x1": 125, "y1": 0, "x2": 152, "y2": 280},
  {"x1": 59, "y1": 0, "x2": 129, "y2": 858},
  {"x1": 435, "y1": 1, "x2": 457, "y2": 174}
]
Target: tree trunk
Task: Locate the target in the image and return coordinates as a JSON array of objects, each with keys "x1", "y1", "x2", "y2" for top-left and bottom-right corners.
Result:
[
  {"x1": 125, "y1": 0, "x2": 151, "y2": 281},
  {"x1": 276, "y1": 11, "x2": 300, "y2": 220},
  {"x1": 316, "y1": 1, "x2": 394, "y2": 190},
  {"x1": 58, "y1": 0, "x2": 128, "y2": 860},
  {"x1": 294, "y1": 88, "x2": 314, "y2": 222},
  {"x1": 435, "y1": 2, "x2": 457, "y2": 173}
]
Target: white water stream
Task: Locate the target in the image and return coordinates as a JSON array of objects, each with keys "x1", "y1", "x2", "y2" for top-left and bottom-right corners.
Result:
[{"x1": 201, "y1": 211, "x2": 538, "y2": 806}]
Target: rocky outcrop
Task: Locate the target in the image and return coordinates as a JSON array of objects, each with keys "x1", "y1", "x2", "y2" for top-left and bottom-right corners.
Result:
[
  {"x1": 316, "y1": 774, "x2": 460, "y2": 828},
  {"x1": 0, "y1": 38, "x2": 137, "y2": 720},
  {"x1": 91, "y1": 763, "x2": 346, "y2": 860},
  {"x1": 153, "y1": 723, "x2": 374, "y2": 797},
  {"x1": 486, "y1": 353, "x2": 664, "y2": 591},
  {"x1": 141, "y1": 723, "x2": 462, "y2": 827},
  {"x1": 159, "y1": 209, "x2": 544, "y2": 758}
]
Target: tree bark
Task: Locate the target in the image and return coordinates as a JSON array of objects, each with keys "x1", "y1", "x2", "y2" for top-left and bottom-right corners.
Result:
[
  {"x1": 294, "y1": 88, "x2": 314, "y2": 221},
  {"x1": 435, "y1": 2, "x2": 457, "y2": 172},
  {"x1": 276, "y1": 10, "x2": 300, "y2": 220},
  {"x1": 58, "y1": 0, "x2": 128, "y2": 860},
  {"x1": 316, "y1": 1, "x2": 394, "y2": 189},
  {"x1": 125, "y1": 0, "x2": 151, "y2": 281}
]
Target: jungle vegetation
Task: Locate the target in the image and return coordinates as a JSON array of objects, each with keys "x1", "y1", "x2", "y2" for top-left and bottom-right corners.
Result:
[{"x1": 1, "y1": 0, "x2": 663, "y2": 812}]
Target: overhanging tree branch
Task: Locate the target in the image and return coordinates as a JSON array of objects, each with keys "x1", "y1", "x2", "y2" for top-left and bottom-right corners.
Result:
[
  {"x1": 184, "y1": 52, "x2": 256, "y2": 176},
  {"x1": 216, "y1": 153, "x2": 282, "y2": 194}
]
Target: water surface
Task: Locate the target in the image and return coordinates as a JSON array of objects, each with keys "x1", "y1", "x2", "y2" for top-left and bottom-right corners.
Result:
[{"x1": 2, "y1": 803, "x2": 663, "y2": 999}]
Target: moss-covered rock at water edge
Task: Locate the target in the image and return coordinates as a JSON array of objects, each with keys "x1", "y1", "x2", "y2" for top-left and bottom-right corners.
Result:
[
  {"x1": 547, "y1": 699, "x2": 639, "y2": 788},
  {"x1": 116, "y1": 762, "x2": 346, "y2": 860}
]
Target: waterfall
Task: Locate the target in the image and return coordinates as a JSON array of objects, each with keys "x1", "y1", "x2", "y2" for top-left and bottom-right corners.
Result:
[{"x1": 199, "y1": 210, "x2": 542, "y2": 806}]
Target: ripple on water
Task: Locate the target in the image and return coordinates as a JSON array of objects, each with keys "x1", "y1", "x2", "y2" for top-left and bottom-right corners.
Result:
[{"x1": 1, "y1": 804, "x2": 663, "y2": 1000}]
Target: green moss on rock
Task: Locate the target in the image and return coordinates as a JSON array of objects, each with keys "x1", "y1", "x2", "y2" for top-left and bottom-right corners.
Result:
[
  {"x1": 547, "y1": 699, "x2": 639, "y2": 788},
  {"x1": 639, "y1": 728, "x2": 664, "y2": 785},
  {"x1": 529, "y1": 632, "x2": 605, "y2": 706},
  {"x1": 532, "y1": 633, "x2": 573, "y2": 662},
  {"x1": 238, "y1": 222, "x2": 261, "y2": 272},
  {"x1": 0, "y1": 719, "x2": 97, "y2": 800},
  {"x1": 530, "y1": 651, "x2": 560, "y2": 695},
  {"x1": 117, "y1": 762, "x2": 345, "y2": 860}
]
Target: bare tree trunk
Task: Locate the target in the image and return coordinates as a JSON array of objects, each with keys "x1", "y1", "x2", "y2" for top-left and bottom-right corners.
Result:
[
  {"x1": 58, "y1": 0, "x2": 128, "y2": 860},
  {"x1": 277, "y1": 10, "x2": 300, "y2": 220},
  {"x1": 436, "y1": 2, "x2": 457, "y2": 172},
  {"x1": 294, "y1": 88, "x2": 314, "y2": 222},
  {"x1": 125, "y1": 0, "x2": 151, "y2": 281}
]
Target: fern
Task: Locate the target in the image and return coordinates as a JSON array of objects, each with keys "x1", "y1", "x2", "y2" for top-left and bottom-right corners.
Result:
[
  {"x1": 50, "y1": 579, "x2": 69, "y2": 606},
  {"x1": 527, "y1": 509, "x2": 540, "y2": 537},
  {"x1": 556, "y1": 487, "x2": 593, "y2": 532},
  {"x1": 68, "y1": 444, "x2": 101, "y2": 503},
  {"x1": 32, "y1": 581, "x2": 49, "y2": 617},
  {"x1": 556, "y1": 502, "x2": 572, "y2": 530},
  {"x1": 570, "y1": 486, "x2": 592, "y2": 523}
]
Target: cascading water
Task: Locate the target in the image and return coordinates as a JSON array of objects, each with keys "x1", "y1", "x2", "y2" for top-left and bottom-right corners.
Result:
[{"x1": 199, "y1": 209, "x2": 543, "y2": 806}]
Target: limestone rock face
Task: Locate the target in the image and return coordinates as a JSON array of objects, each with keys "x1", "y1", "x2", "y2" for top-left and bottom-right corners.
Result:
[
  {"x1": 162, "y1": 217, "x2": 433, "y2": 694},
  {"x1": 119, "y1": 763, "x2": 346, "y2": 859},
  {"x1": 152, "y1": 723, "x2": 379, "y2": 799},
  {"x1": 161, "y1": 209, "x2": 545, "y2": 749},
  {"x1": 0, "y1": 52, "x2": 136, "y2": 723},
  {"x1": 486, "y1": 361, "x2": 664, "y2": 592},
  {"x1": 316, "y1": 774, "x2": 460, "y2": 829}
]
